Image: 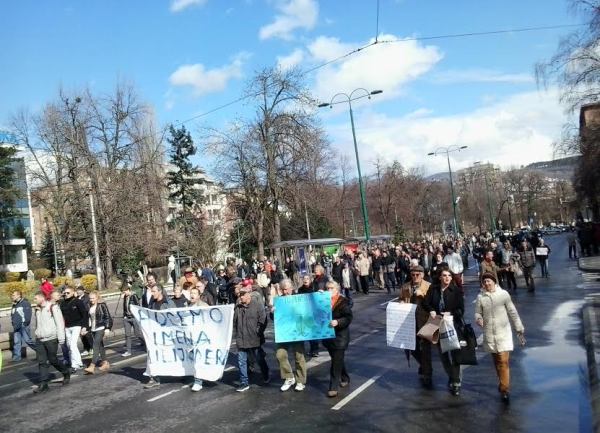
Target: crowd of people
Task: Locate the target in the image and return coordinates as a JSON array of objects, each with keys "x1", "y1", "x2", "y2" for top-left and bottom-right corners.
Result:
[{"x1": 8, "y1": 227, "x2": 586, "y2": 404}]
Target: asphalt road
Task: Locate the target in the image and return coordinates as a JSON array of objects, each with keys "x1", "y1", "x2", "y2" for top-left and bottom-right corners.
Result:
[{"x1": 0, "y1": 233, "x2": 591, "y2": 433}]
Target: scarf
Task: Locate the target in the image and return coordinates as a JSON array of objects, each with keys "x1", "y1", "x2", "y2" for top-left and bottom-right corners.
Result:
[{"x1": 331, "y1": 293, "x2": 340, "y2": 309}]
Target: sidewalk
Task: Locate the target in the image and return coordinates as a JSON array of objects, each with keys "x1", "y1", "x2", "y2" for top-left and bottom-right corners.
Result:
[
  {"x1": 580, "y1": 256, "x2": 600, "y2": 272},
  {"x1": 582, "y1": 262, "x2": 600, "y2": 433}
]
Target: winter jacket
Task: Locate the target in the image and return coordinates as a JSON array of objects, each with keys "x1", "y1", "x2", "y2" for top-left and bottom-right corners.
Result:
[
  {"x1": 123, "y1": 293, "x2": 140, "y2": 318},
  {"x1": 519, "y1": 249, "x2": 536, "y2": 268},
  {"x1": 90, "y1": 302, "x2": 113, "y2": 331},
  {"x1": 475, "y1": 287, "x2": 524, "y2": 353},
  {"x1": 60, "y1": 297, "x2": 89, "y2": 328},
  {"x1": 11, "y1": 298, "x2": 32, "y2": 331},
  {"x1": 35, "y1": 302, "x2": 66, "y2": 343},
  {"x1": 479, "y1": 260, "x2": 500, "y2": 285},
  {"x1": 172, "y1": 296, "x2": 187, "y2": 308},
  {"x1": 234, "y1": 298, "x2": 267, "y2": 349},
  {"x1": 322, "y1": 296, "x2": 353, "y2": 350},
  {"x1": 355, "y1": 257, "x2": 370, "y2": 277},
  {"x1": 149, "y1": 297, "x2": 175, "y2": 311},
  {"x1": 331, "y1": 262, "x2": 343, "y2": 285},
  {"x1": 297, "y1": 283, "x2": 314, "y2": 294},
  {"x1": 398, "y1": 279, "x2": 431, "y2": 330},
  {"x1": 421, "y1": 283, "x2": 464, "y2": 327},
  {"x1": 312, "y1": 275, "x2": 328, "y2": 292}
]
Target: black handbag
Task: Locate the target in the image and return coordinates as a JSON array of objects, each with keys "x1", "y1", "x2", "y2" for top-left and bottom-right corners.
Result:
[{"x1": 452, "y1": 322, "x2": 478, "y2": 365}]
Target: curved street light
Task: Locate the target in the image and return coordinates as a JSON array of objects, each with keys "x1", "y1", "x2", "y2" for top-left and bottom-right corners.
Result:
[
  {"x1": 318, "y1": 89, "x2": 383, "y2": 241},
  {"x1": 427, "y1": 145, "x2": 468, "y2": 235}
]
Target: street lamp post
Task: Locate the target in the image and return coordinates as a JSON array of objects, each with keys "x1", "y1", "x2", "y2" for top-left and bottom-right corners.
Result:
[
  {"x1": 427, "y1": 145, "x2": 468, "y2": 235},
  {"x1": 319, "y1": 89, "x2": 383, "y2": 242}
]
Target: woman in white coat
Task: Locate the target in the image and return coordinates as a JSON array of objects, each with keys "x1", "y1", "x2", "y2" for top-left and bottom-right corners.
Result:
[{"x1": 475, "y1": 272, "x2": 525, "y2": 404}]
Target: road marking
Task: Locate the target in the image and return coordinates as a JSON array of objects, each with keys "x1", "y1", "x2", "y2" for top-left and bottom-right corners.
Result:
[
  {"x1": 331, "y1": 373, "x2": 384, "y2": 411},
  {"x1": 224, "y1": 366, "x2": 236, "y2": 372},
  {"x1": 349, "y1": 329, "x2": 379, "y2": 346},
  {"x1": 111, "y1": 353, "x2": 147, "y2": 367},
  {"x1": 380, "y1": 298, "x2": 398, "y2": 306},
  {"x1": 147, "y1": 384, "x2": 189, "y2": 402}
]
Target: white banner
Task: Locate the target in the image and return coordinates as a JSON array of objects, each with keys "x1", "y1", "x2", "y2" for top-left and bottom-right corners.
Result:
[
  {"x1": 386, "y1": 302, "x2": 416, "y2": 350},
  {"x1": 131, "y1": 304, "x2": 234, "y2": 381}
]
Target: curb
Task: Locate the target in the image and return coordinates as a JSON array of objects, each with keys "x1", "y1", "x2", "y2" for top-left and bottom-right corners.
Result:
[
  {"x1": 579, "y1": 257, "x2": 600, "y2": 273},
  {"x1": 583, "y1": 296, "x2": 600, "y2": 433}
]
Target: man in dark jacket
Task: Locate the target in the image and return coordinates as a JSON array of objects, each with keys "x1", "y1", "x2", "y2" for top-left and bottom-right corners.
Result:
[
  {"x1": 59, "y1": 287, "x2": 88, "y2": 371},
  {"x1": 331, "y1": 256, "x2": 343, "y2": 286},
  {"x1": 10, "y1": 290, "x2": 36, "y2": 361},
  {"x1": 122, "y1": 284, "x2": 142, "y2": 357},
  {"x1": 234, "y1": 286, "x2": 269, "y2": 392}
]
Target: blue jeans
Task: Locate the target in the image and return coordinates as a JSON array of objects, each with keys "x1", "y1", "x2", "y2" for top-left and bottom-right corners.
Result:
[
  {"x1": 13, "y1": 326, "x2": 36, "y2": 360},
  {"x1": 237, "y1": 347, "x2": 269, "y2": 386}
]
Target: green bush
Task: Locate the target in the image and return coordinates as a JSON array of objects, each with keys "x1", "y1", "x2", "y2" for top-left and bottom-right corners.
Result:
[
  {"x1": 5, "y1": 272, "x2": 21, "y2": 282},
  {"x1": 81, "y1": 274, "x2": 97, "y2": 291},
  {"x1": 34, "y1": 268, "x2": 52, "y2": 280},
  {"x1": 53, "y1": 276, "x2": 73, "y2": 288},
  {"x1": 1, "y1": 281, "x2": 26, "y2": 296}
]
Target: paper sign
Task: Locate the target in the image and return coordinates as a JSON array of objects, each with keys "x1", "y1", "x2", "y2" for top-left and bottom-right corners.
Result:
[{"x1": 386, "y1": 302, "x2": 416, "y2": 350}]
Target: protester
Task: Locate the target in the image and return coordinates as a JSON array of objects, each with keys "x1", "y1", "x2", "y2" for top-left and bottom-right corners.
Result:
[
  {"x1": 355, "y1": 252, "x2": 370, "y2": 294},
  {"x1": 475, "y1": 272, "x2": 525, "y2": 403},
  {"x1": 443, "y1": 245, "x2": 464, "y2": 289},
  {"x1": 233, "y1": 285, "x2": 269, "y2": 392},
  {"x1": 297, "y1": 275, "x2": 313, "y2": 294},
  {"x1": 144, "y1": 285, "x2": 176, "y2": 389},
  {"x1": 312, "y1": 265, "x2": 328, "y2": 292},
  {"x1": 32, "y1": 292, "x2": 70, "y2": 393},
  {"x1": 421, "y1": 268, "x2": 464, "y2": 396},
  {"x1": 194, "y1": 280, "x2": 215, "y2": 306},
  {"x1": 479, "y1": 250, "x2": 500, "y2": 285},
  {"x1": 398, "y1": 265, "x2": 431, "y2": 386},
  {"x1": 186, "y1": 287, "x2": 209, "y2": 392},
  {"x1": 59, "y1": 286, "x2": 88, "y2": 371},
  {"x1": 568, "y1": 231, "x2": 579, "y2": 259},
  {"x1": 76, "y1": 286, "x2": 93, "y2": 356},
  {"x1": 518, "y1": 241, "x2": 536, "y2": 292},
  {"x1": 323, "y1": 281, "x2": 353, "y2": 398},
  {"x1": 83, "y1": 291, "x2": 113, "y2": 374},
  {"x1": 10, "y1": 290, "x2": 36, "y2": 361},
  {"x1": 122, "y1": 283, "x2": 141, "y2": 357},
  {"x1": 179, "y1": 266, "x2": 199, "y2": 290},
  {"x1": 142, "y1": 272, "x2": 163, "y2": 308},
  {"x1": 172, "y1": 284, "x2": 188, "y2": 307},
  {"x1": 40, "y1": 277, "x2": 54, "y2": 301},
  {"x1": 535, "y1": 238, "x2": 551, "y2": 278},
  {"x1": 271, "y1": 279, "x2": 307, "y2": 392},
  {"x1": 340, "y1": 260, "x2": 355, "y2": 307}
]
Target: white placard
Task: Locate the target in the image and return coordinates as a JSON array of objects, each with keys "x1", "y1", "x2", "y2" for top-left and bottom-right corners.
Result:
[
  {"x1": 535, "y1": 247, "x2": 548, "y2": 256},
  {"x1": 131, "y1": 304, "x2": 234, "y2": 380},
  {"x1": 386, "y1": 302, "x2": 416, "y2": 350}
]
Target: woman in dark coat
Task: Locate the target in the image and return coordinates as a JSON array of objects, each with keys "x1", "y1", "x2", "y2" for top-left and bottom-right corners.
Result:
[
  {"x1": 322, "y1": 280, "x2": 353, "y2": 398},
  {"x1": 421, "y1": 267, "x2": 464, "y2": 396}
]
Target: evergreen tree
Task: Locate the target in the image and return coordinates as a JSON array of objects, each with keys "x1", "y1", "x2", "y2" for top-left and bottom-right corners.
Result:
[
  {"x1": 40, "y1": 226, "x2": 60, "y2": 271},
  {"x1": 166, "y1": 125, "x2": 203, "y2": 234},
  {"x1": 0, "y1": 145, "x2": 18, "y2": 236}
]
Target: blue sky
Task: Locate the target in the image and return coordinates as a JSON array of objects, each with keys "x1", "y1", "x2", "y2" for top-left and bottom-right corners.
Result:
[{"x1": 0, "y1": 0, "x2": 582, "y2": 175}]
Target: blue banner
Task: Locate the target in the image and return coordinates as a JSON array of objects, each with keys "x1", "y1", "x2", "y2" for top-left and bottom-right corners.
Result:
[{"x1": 274, "y1": 292, "x2": 334, "y2": 343}]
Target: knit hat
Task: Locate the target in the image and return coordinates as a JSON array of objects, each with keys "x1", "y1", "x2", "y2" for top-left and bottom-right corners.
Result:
[{"x1": 481, "y1": 272, "x2": 497, "y2": 284}]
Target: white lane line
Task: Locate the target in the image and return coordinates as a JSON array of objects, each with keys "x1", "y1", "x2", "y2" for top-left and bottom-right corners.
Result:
[
  {"x1": 111, "y1": 353, "x2": 147, "y2": 367},
  {"x1": 349, "y1": 329, "x2": 379, "y2": 346},
  {"x1": 380, "y1": 298, "x2": 398, "y2": 306},
  {"x1": 147, "y1": 385, "x2": 188, "y2": 402},
  {"x1": 331, "y1": 373, "x2": 383, "y2": 411},
  {"x1": 224, "y1": 366, "x2": 236, "y2": 372}
]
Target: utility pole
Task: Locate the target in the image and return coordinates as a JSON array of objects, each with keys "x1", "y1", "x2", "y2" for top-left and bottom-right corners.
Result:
[
  {"x1": 304, "y1": 201, "x2": 311, "y2": 240},
  {"x1": 52, "y1": 230, "x2": 59, "y2": 274},
  {"x1": 88, "y1": 185, "x2": 102, "y2": 290}
]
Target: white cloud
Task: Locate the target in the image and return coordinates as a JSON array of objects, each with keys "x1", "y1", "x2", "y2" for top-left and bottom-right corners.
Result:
[
  {"x1": 169, "y1": 54, "x2": 247, "y2": 97},
  {"x1": 277, "y1": 49, "x2": 305, "y2": 70},
  {"x1": 325, "y1": 89, "x2": 566, "y2": 175},
  {"x1": 433, "y1": 69, "x2": 534, "y2": 84},
  {"x1": 307, "y1": 34, "x2": 443, "y2": 101},
  {"x1": 170, "y1": 0, "x2": 207, "y2": 12},
  {"x1": 259, "y1": 0, "x2": 318, "y2": 40}
]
